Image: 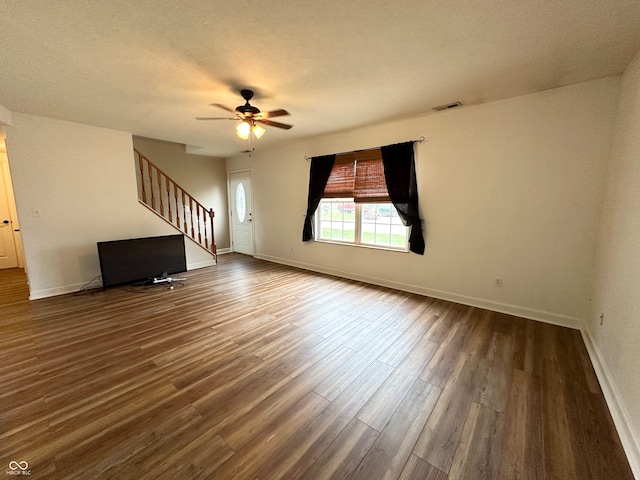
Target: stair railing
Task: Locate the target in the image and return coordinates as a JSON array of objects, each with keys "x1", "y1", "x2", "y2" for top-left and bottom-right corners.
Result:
[{"x1": 134, "y1": 149, "x2": 216, "y2": 258}]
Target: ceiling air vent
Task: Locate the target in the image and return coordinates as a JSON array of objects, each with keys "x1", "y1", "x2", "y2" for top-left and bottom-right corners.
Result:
[{"x1": 432, "y1": 101, "x2": 463, "y2": 112}]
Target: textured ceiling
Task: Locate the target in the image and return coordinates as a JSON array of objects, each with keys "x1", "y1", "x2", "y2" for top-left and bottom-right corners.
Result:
[{"x1": 1, "y1": 0, "x2": 639, "y2": 157}]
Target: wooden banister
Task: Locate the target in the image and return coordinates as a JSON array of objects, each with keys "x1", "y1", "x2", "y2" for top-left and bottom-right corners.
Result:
[{"x1": 134, "y1": 148, "x2": 217, "y2": 259}]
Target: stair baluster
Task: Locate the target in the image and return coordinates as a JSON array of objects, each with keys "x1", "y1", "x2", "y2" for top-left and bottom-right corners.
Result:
[
  {"x1": 157, "y1": 168, "x2": 164, "y2": 217},
  {"x1": 166, "y1": 177, "x2": 173, "y2": 223},
  {"x1": 138, "y1": 155, "x2": 147, "y2": 204},
  {"x1": 148, "y1": 163, "x2": 156, "y2": 210},
  {"x1": 174, "y1": 183, "x2": 180, "y2": 229}
]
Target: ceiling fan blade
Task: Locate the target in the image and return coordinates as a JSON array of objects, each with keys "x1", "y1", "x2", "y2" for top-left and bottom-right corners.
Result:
[
  {"x1": 195, "y1": 117, "x2": 238, "y2": 121},
  {"x1": 258, "y1": 109, "x2": 290, "y2": 119},
  {"x1": 256, "y1": 119, "x2": 293, "y2": 130},
  {"x1": 210, "y1": 103, "x2": 236, "y2": 113}
]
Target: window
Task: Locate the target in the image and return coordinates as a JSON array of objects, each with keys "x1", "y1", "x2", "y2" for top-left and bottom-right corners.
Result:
[
  {"x1": 361, "y1": 203, "x2": 408, "y2": 248},
  {"x1": 303, "y1": 141, "x2": 424, "y2": 254},
  {"x1": 315, "y1": 148, "x2": 408, "y2": 251},
  {"x1": 317, "y1": 198, "x2": 408, "y2": 251},
  {"x1": 235, "y1": 182, "x2": 246, "y2": 223},
  {"x1": 318, "y1": 199, "x2": 356, "y2": 243}
]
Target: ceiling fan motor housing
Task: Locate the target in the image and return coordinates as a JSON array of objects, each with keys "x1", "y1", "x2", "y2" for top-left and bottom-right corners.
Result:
[
  {"x1": 236, "y1": 104, "x2": 260, "y2": 115},
  {"x1": 236, "y1": 89, "x2": 260, "y2": 115}
]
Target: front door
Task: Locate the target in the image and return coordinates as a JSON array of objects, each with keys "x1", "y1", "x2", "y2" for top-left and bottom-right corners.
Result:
[
  {"x1": 229, "y1": 171, "x2": 254, "y2": 255},
  {"x1": 0, "y1": 159, "x2": 19, "y2": 269}
]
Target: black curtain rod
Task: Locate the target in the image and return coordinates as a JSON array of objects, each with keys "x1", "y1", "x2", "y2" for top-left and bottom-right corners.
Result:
[{"x1": 304, "y1": 136, "x2": 426, "y2": 161}]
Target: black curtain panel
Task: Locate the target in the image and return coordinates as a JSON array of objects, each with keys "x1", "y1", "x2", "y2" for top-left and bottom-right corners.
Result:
[
  {"x1": 302, "y1": 154, "x2": 336, "y2": 241},
  {"x1": 381, "y1": 142, "x2": 425, "y2": 254}
]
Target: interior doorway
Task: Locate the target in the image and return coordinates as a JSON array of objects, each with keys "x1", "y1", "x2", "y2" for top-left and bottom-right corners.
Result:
[
  {"x1": 0, "y1": 135, "x2": 28, "y2": 300},
  {"x1": 0, "y1": 154, "x2": 20, "y2": 269}
]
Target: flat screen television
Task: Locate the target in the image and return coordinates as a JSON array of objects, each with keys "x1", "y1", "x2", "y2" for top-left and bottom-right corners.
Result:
[{"x1": 97, "y1": 234, "x2": 187, "y2": 288}]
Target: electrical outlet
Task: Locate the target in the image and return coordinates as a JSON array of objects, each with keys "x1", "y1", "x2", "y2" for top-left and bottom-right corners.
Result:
[{"x1": 495, "y1": 278, "x2": 503, "y2": 288}]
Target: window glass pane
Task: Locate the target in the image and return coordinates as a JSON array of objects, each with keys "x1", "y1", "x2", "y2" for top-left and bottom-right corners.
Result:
[
  {"x1": 321, "y1": 203, "x2": 331, "y2": 220},
  {"x1": 375, "y1": 230, "x2": 391, "y2": 245},
  {"x1": 343, "y1": 202, "x2": 355, "y2": 221},
  {"x1": 332, "y1": 224, "x2": 344, "y2": 241},
  {"x1": 376, "y1": 204, "x2": 392, "y2": 224},
  {"x1": 344, "y1": 222, "x2": 355, "y2": 241},
  {"x1": 236, "y1": 183, "x2": 246, "y2": 223},
  {"x1": 391, "y1": 225, "x2": 407, "y2": 248},
  {"x1": 363, "y1": 205, "x2": 377, "y2": 221},
  {"x1": 332, "y1": 202, "x2": 343, "y2": 221},
  {"x1": 320, "y1": 221, "x2": 332, "y2": 239},
  {"x1": 361, "y1": 221, "x2": 375, "y2": 245}
]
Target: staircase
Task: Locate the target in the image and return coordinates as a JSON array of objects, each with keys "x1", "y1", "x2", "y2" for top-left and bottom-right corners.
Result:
[{"x1": 134, "y1": 149, "x2": 217, "y2": 260}]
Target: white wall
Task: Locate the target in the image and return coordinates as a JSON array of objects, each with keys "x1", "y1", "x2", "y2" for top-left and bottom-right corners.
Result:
[
  {"x1": 0, "y1": 104, "x2": 12, "y2": 126},
  {"x1": 227, "y1": 77, "x2": 620, "y2": 327},
  {"x1": 132, "y1": 136, "x2": 230, "y2": 250},
  {"x1": 6, "y1": 113, "x2": 214, "y2": 299},
  {"x1": 588, "y1": 50, "x2": 640, "y2": 476}
]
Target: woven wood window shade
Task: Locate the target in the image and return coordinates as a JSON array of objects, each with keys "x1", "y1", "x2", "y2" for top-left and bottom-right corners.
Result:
[
  {"x1": 323, "y1": 149, "x2": 390, "y2": 202},
  {"x1": 353, "y1": 149, "x2": 389, "y2": 202},
  {"x1": 323, "y1": 153, "x2": 355, "y2": 198}
]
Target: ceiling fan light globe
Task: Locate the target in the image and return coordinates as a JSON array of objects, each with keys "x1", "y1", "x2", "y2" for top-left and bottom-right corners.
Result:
[
  {"x1": 252, "y1": 124, "x2": 266, "y2": 139},
  {"x1": 236, "y1": 121, "x2": 251, "y2": 139}
]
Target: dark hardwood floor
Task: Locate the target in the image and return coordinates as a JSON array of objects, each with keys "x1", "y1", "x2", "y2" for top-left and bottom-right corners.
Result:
[{"x1": 0, "y1": 255, "x2": 633, "y2": 479}]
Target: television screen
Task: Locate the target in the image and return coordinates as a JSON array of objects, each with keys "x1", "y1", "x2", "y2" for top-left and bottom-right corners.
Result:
[{"x1": 97, "y1": 234, "x2": 186, "y2": 288}]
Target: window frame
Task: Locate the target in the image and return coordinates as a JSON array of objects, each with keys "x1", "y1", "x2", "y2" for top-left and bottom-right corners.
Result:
[{"x1": 315, "y1": 198, "x2": 409, "y2": 252}]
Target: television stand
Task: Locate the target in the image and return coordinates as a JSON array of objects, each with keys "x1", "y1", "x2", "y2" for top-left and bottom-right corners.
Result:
[{"x1": 152, "y1": 275, "x2": 186, "y2": 290}]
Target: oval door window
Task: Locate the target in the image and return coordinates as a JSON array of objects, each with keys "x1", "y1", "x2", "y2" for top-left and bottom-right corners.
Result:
[{"x1": 236, "y1": 183, "x2": 246, "y2": 223}]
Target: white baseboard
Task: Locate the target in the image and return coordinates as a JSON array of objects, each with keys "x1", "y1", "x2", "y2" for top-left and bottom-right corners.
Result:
[
  {"x1": 29, "y1": 282, "x2": 91, "y2": 300},
  {"x1": 216, "y1": 248, "x2": 232, "y2": 255},
  {"x1": 581, "y1": 328, "x2": 640, "y2": 479},
  {"x1": 187, "y1": 259, "x2": 216, "y2": 270},
  {"x1": 254, "y1": 253, "x2": 582, "y2": 329},
  {"x1": 29, "y1": 259, "x2": 218, "y2": 299}
]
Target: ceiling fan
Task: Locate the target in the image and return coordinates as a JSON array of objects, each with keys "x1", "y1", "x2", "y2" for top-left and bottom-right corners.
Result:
[{"x1": 196, "y1": 89, "x2": 292, "y2": 140}]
